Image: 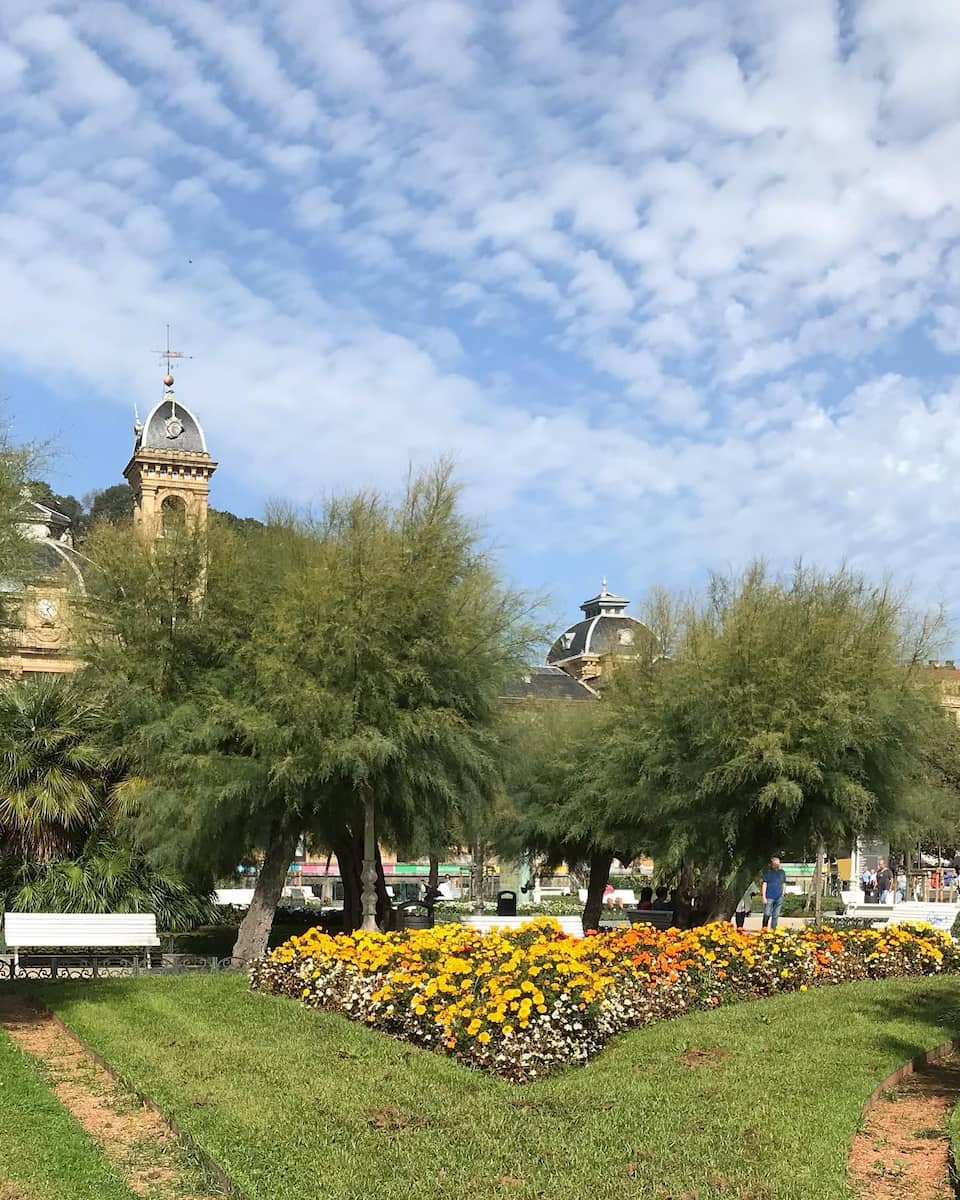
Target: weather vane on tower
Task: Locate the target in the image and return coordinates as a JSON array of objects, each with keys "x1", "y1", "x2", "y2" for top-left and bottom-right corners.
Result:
[
  {"x1": 153, "y1": 324, "x2": 193, "y2": 430},
  {"x1": 152, "y1": 325, "x2": 193, "y2": 438}
]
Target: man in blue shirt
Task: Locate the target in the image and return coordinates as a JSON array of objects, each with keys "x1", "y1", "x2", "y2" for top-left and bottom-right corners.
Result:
[{"x1": 761, "y1": 856, "x2": 787, "y2": 930}]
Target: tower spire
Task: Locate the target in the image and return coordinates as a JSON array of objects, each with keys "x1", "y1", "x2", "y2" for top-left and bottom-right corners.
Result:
[
  {"x1": 154, "y1": 325, "x2": 192, "y2": 418},
  {"x1": 126, "y1": 331, "x2": 215, "y2": 536}
]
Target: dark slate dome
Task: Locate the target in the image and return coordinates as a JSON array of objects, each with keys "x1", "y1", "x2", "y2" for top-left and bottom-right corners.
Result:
[
  {"x1": 139, "y1": 394, "x2": 207, "y2": 454},
  {"x1": 546, "y1": 582, "x2": 655, "y2": 666}
]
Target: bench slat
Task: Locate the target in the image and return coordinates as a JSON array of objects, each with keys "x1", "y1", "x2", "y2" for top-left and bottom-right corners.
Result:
[{"x1": 3, "y1": 913, "x2": 160, "y2": 948}]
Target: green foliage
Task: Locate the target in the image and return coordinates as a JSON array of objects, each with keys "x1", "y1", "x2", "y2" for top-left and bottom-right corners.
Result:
[
  {"x1": 3, "y1": 832, "x2": 216, "y2": 930},
  {"x1": 0, "y1": 675, "x2": 126, "y2": 860},
  {"x1": 25, "y1": 477, "x2": 84, "y2": 524},
  {"x1": 86, "y1": 483, "x2": 134, "y2": 528},
  {"x1": 605, "y1": 565, "x2": 957, "y2": 913},
  {"x1": 0, "y1": 432, "x2": 38, "y2": 640},
  {"x1": 80, "y1": 466, "x2": 540, "y2": 940},
  {"x1": 499, "y1": 702, "x2": 627, "y2": 868},
  {"x1": 0, "y1": 675, "x2": 213, "y2": 928},
  {"x1": 209, "y1": 506, "x2": 263, "y2": 535}
]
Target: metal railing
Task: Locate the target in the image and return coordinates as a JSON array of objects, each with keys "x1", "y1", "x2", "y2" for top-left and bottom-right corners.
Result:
[{"x1": 1, "y1": 953, "x2": 238, "y2": 981}]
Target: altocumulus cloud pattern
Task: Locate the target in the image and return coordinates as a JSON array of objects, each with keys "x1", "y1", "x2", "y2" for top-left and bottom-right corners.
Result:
[{"x1": 2, "y1": 1, "x2": 960, "y2": 619}]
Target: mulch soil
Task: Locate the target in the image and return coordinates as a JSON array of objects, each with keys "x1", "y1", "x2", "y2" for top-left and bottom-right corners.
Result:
[{"x1": 848, "y1": 1052, "x2": 960, "y2": 1200}]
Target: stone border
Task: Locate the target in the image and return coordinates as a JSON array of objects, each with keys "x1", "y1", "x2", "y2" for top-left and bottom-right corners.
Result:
[
  {"x1": 23, "y1": 992, "x2": 249, "y2": 1200},
  {"x1": 864, "y1": 1038, "x2": 959, "y2": 1107}
]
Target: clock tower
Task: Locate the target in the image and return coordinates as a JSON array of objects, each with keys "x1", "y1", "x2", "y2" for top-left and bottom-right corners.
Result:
[{"x1": 123, "y1": 371, "x2": 217, "y2": 536}]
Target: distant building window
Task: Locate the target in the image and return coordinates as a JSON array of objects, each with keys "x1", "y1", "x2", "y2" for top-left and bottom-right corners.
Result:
[{"x1": 560, "y1": 632, "x2": 574, "y2": 650}]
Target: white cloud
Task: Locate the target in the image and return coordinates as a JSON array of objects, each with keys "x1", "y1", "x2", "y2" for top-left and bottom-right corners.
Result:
[
  {"x1": 291, "y1": 186, "x2": 342, "y2": 232},
  {"x1": 2, "y1": 1, "x2": 960, "y2": 625}
]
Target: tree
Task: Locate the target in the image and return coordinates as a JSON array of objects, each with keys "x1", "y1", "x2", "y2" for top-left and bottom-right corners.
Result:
[
  {"x1": 228, "y1": 468, "x2": 537, "y2": 955},
  {"x1": 597, "y1": 563, "x2": 958, "y2": 920},
  {"x1": 209, "y1": 508, "x2": 263, "y2": 536},
  {"x1": 499, "y1": 701, "x2": 640, "y2": 931},
  {"x1": 0, "y1": 433, "x2": 39, "y2": 640},
  {"x1": 0, "y1": 675, "x2": 212, "y2": 929},
  {"x1": 86, "y1": 484, "x2": 134, "y2": 528},
  {"x1": 80, "y1": 466, "x2": 538, "y2": 962}
]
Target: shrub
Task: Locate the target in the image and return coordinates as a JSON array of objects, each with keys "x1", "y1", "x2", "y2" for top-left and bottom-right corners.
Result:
[{"x1": 251, "y1": 919, "x2": 957, "y2": 1081}]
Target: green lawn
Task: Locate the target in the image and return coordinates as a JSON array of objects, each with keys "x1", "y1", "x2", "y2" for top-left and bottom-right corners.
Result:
[
  {"x1": 0, "y1": 1029, "x2": 134, "y2": 1200},
  {"x1": 40, "y1": 973, "x2": 960, "y2": 1200}
]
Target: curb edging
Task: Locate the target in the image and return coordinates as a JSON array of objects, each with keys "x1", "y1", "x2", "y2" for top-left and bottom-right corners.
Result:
[
  {"x1": 24, "y1": 993, "x2": 250, "y2": 1200},
  {"x1": 860, "y1": 1037, "x2": 960, "y2": 1199}
]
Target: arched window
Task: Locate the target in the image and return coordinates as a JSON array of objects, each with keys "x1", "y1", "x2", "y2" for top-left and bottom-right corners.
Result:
[{"x1": 160, "y1": 494, "x2": 187, "y2": 534}]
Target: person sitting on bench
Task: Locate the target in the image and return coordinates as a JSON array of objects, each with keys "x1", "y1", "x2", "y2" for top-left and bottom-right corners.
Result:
[{"x1": 652, "y1": 886, "x2": 672, "y2": 911}]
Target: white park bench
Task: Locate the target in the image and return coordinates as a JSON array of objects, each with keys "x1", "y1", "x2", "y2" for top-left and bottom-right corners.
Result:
[
  {"x1": 577, "y1": 888, "x2": 638, "y2": 907},
  {"x1": 3, "y1": 913, "x2": 160, "y2": 975}
]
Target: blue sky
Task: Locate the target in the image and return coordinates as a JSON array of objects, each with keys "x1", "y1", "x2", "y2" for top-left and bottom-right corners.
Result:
[{"x1": 2, "y1": 0, "x2": 960, "y2": 641}]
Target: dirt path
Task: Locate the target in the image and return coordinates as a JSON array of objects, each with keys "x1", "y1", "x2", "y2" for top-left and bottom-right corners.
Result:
[
  {"x1": 0, "y1": 992, "x2": 226, "y2": 1200},
  {"x1": 848, "y1": 1052, "x2": 960, "y2": 1200}
]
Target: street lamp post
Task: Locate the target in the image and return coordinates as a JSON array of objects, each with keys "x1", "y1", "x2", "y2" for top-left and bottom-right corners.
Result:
[{"x1": 360, "y1": 792, "x2": 378, "y2": 932}]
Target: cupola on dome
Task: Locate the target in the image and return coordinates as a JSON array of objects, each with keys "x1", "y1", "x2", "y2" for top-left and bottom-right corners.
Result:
[
  {"x1": 139, "y1": 393, "x2": 207, "y2": 454},
  {"x1": 546, "y1": 580, "x2": 656, "y2": 684}
]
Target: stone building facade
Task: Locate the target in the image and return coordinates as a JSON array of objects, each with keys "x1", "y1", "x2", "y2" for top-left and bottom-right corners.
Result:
[
  {"x1": 124, "y1": 379, "x2": 216, "y2": 536},
  {"x1": 0, "y1": 373, "x2": 214, "y2": 677}
]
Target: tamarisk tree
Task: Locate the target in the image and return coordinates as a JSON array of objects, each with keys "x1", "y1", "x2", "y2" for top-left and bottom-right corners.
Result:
[
  {"x1": 597, "y1": 563, "x2": 957, "y2": 919},
  {"x1": 82, "y1": 466, "x2": 535, "y2": 961}
]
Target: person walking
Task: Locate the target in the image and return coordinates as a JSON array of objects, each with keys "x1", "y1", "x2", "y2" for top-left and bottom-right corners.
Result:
[
  {"x1": 761, "y1": 856, "x2": 787, "y2": 930},
  {"x1": 734, "y1": 883, "x2": 754, "y2": 930},
  {"x1": 896, "y1": 865, "x2": 907, "y2": 904},
  {"x1": 876, "y1": 858, "x2": 894, "y2": 905}
]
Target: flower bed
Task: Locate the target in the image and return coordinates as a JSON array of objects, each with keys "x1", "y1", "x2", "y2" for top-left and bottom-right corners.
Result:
[{"x1": 251, "y1": 918, "x2": 958, "y2": 1081}]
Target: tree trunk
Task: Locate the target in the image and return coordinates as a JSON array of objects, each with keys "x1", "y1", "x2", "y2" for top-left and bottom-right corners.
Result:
[
  {"x1": 332, "y1": 822, "x2": 392, "y2": 933},
  {"x1": 813, "y1": 842, "x2": 825, "y2": 928},
  {"x1": 427, "y1": 853, "x2": 440, "y2": 894},
  {"x1": 333, "y1": 831, "x2": 362, "y2": 932},
  {"x1": 374, "y1": 843, "x2": 393, "y2": 931},
  {"x1": 700, "y1": 863, "x2": 757, "y2": 925},
  {"x1": 582, "y1": 851, "x2": 613, "y2": 933},
  {"x1": 231, "y1": 820, "x2": 300, "y2": 964},
  {"x1": 673, "y1": 860, "x2": 698, "y2": 928}
]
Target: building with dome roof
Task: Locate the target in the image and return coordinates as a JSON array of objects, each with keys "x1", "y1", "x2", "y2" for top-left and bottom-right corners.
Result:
[
  {"x1": 124, "y1": 377, "x2": 216, "y2": 536},
  {"x1": 0, "y1": 368, "x2": 215, "y2": 677},
  {"x1": 545, "y1": 580, "x2": 657, "y2": 687},
  {"x1": 0, "y1": 495, "x2": 91, "y2": 676}
]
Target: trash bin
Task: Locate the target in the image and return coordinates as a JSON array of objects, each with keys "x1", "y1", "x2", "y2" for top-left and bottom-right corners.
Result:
[
  {"x1": 496, "y1": 890, "x2": 517, "y2": 917},
  {"x1": 396, "y1": 901, "x2": 433, "y2": 931}
]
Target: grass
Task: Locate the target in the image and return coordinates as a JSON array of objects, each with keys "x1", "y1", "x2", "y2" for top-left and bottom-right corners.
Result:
[
  {"x1": 36, "y1": 973, "x2": 960, "y2": 1200},
  {"x1": 0, "y1": 1029, "x2": 134, "y2": 1200}
]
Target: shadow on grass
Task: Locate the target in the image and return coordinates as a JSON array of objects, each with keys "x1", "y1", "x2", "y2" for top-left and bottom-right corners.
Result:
[{"x1": 841, "y1": 976, "x2": 960, "y2": 1066}]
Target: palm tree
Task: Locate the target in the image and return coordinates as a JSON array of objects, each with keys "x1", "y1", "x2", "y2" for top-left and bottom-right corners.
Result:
[
  {"x1": 0, "y1": 675, "x2": 125, "y2": 860},
  {"x1": 0, "y1": 675, "x2": 214, "y2": 929}
]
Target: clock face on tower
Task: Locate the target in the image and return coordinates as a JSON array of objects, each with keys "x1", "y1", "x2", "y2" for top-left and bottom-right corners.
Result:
[
  {"x1": 165, "y1": 416, "x2": 184, "y2": 440},
  {"x1": 36, "y1": 598, "x2": 58, "y2": 621}
]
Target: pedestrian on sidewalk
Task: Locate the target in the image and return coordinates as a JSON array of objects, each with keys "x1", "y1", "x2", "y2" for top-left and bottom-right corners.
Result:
[{"x1": 761, "y1": 857, "x2": 787, "y2": 930}]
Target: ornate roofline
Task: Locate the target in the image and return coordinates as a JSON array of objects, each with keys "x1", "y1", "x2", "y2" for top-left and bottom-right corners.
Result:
[{"x1": 139, "y1": 394, "x2": 209, "y2": 454}]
